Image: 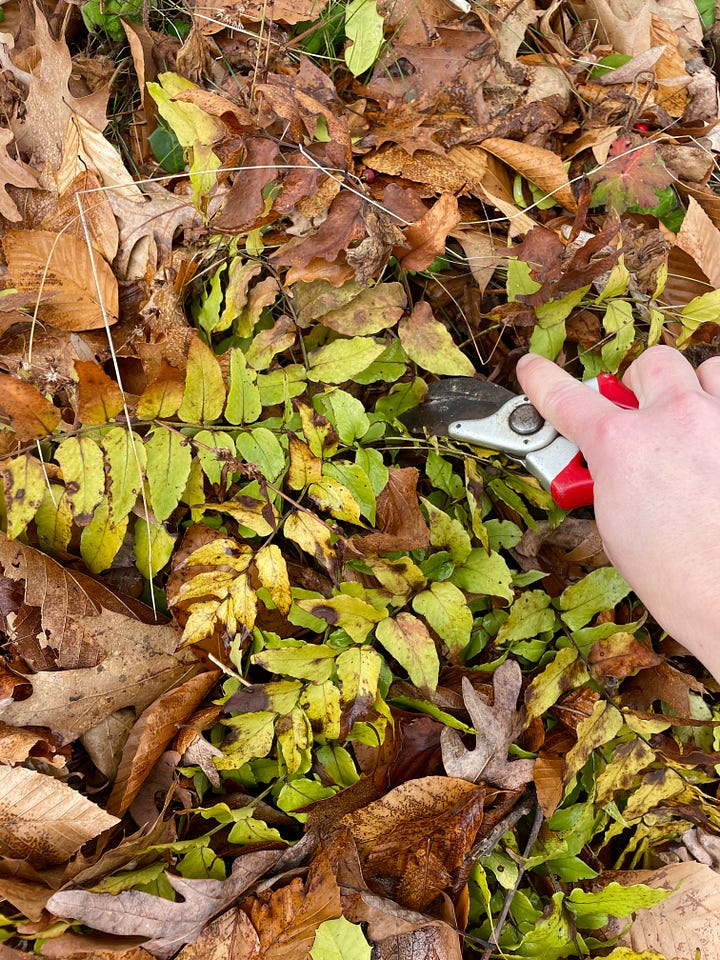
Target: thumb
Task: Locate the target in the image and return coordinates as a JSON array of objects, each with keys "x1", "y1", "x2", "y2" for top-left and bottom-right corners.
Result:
[{"x1": 516, "y1": 354, "x2": 615, "y2": 447}]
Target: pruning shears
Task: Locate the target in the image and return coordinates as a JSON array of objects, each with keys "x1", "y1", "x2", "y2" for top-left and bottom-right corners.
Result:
[{"x1": 402, "y1": 373, "x2": 638, "y2": 510}]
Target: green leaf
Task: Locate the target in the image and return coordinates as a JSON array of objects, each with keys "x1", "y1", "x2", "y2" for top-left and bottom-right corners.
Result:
[
  {"x1": 412, "y1": 581, "x2": 472, "y2": 660},
  {"x1": 452, "y1": 547, "x2": 514, "y2": 602},
  {"x1": 276, "y1": 778, "x2": 337, "y2": 820},
  {"x1": 1, "y1": 453, "x2": 46, "y2": 539},
  {"x1": 601, "y1": 298, "x2": 635, "y2": 372},
  {"x1": 147, "y1": 73, "x2": 225, "y2": 148},
  {"x1": 55, "y1": 436, "x2": 105, "y2": 526},
  {"x1": 195, "y1": 262, "x2": 226, "y2": 338},
  {"x1": 194, "y1": 429, "x2": 235, "y2": 485},
  {"x1": 177, "y1": 337, "x2": 226, "y2": 424},
  {"x1": 102, "y1": 428, "x2": 147, "y2": 526},
  {"x1": 510, "y1": 892, "x2": 575, "y2": 960},
  {"x1": 144, "y1": 426, "x2": 193, "y2": 523},
  {"x1": 557, "y1": 567, "x2": 631, "y2": 631},
  {"x1": 567, "y1": 881, "x2": 669, "y2": 920},
  {"x1": 375, "y1": 613, "x2": 439, "y2": 694},
  {"x1": 78, "y1": 496, "x2": 127, "y2": 574},
  {"x1": 134, "y1": 517, "x2": 176, "y2": 579},
  {"x1": 423, "y1": 499, "x2": 472, "y2": 563},
  {"x1": 314, "y1": 389, "x2": 369, "y2": 444},
  {"x1": 225, "y1": 348, "x2": 262, "y2": 425},
  {"x1": 678, "y1": 288, "x2": 720, "y2": 345},
  {"x1": 307, "y1": 336, "x2": 385, "y2": 384},
  {"x1": 344, "y1": 0, "x2": 385, "y2": 77},
  {"x1": 235, "y1": 427, "x2": 285, "y2": 482},
  {"x1": 251, "y1": 645, "x2": 337, "y2": 682},
  {"x1": 311, "y1": 916, "x2": 372, "y2": 960},
  {"x1": 226, "y1": 810, "x2": 285, "y2": 845},
  {"x1": 496, "y1": 590, "x2": 557, "y2": 645}
]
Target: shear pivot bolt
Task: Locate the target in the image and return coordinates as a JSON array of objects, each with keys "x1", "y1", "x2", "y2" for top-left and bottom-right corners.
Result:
[{"x1": 509, "y1": 403, "x2": 544, "y2": 435}]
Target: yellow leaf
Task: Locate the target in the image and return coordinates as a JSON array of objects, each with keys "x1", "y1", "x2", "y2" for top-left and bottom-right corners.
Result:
[
  {"x1": 254, "y1": 544, "x2": 291, "y2": 614},
  {"x1": 133, "y1": 518, "x2": 175, "y2": 580},
  {"x1": 225, "y1": 348, "x2": 262, "y2": 425},
  {"x1": 288, "y1": 435, "x2": 322, "y2": 490},
  {"x1": 54, "y1": 436, "x2": 105, "y2": 526},
  {"x1": 80, "y1": 497, "x2": 128, "y2": 574},
  {"x1": 1, "y1": 454, "x2": 46, "y2": 539},
  {"x1": 35, "y1": 483, "x2": 73, "y2": 553},
  {"x1": 296, "y1": 594, "x2": 387, "y2": 644},
  {"x1": 308, "y1": 476, "x2": 363, "y2": 524},
  {"x1": 230, "y1": 573, "x2": 258, "y2": 631},
  {"x1": 204, "y1": 496, "x2": 278, "y2": 536},
  {"x1": 564, "y1": 700, "x2": 624, "y2": 785},
  {"x1": 283, "y1": 511, "x2": 336, "y2": 574},
  {"x1": 177, "y1": 336, "x2": 226, "y2": 424},
  {"x1": 136, "y1": 360, "x2": 185, "y2": 420},
  {"x1": 147, "y1": 74, "x2": 226, "y2": 148},
  {"x1": 376, "y1": 613, "x2": 439, "y2": 695}
]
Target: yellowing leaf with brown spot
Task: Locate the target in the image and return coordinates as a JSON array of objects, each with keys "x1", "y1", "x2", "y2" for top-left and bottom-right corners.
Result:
[
  {"x1": 3, "y1": 229, "x2": 118, "y2": 330},
  {"x1": 308, "y1": 476, "x2": 363, "y2": 524},
  {"x1": 296, "y1": 594, "x2": 387, "y2": 644},
  {"x1": 136, "y1": 359, "x2": 185, "y2": 419},
  {"x1": 375, "y1": 613, "x2": 439, "y2": 695},
  {"x1": 283, "y1": 510, "x2": 337, "y2": 576},
  {"x1": 287, "y1": 434, "x2": 322, "y2": 490},
  {"x1": 0, "y1": 765, "x2": 119, "y2": 867},
  {"x1": 75, "y1": 361, "x2": 124, "y2": 425},
  {"x1": 230, "y1": 573, "x2": 258, "y2": 632},
  {"x1": 595, "y1": 738, "x2": 656, "y2": 807},
  {"x1": 398, "y1": 301, "x2": 476, "y2": 376},
  {"x1": 102, "y1": 427, "x2": 146, "y2": 526},
  {"x1": 0, "y1": 373, "x2": 61, "y2": 440},
  {"x1": 35, "y1": 483, "x2": 73, "y2": 553},
  {"x1": 255, "y1": 544, "x2": 291, "y2": 614},
  {"x1": 177, "y1": 336, "x2": 226, "y2": 424},
  {"x1": 564, "y1": 699, "x2": 624, "y2": 785},
  {"x1": 204, "y1": 496, "x2": 277, "y2": 536},
  {"x1": 54, "y1": 436, "x2": 105, "y2": 526},
  {"x1": 1, "y1": 453, "x2": 46, "y2": 539}
]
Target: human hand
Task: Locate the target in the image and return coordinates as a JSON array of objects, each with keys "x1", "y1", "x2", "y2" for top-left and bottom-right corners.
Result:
[{"x1": 516, "y1": 346, "x2": 720, "y2": 680}]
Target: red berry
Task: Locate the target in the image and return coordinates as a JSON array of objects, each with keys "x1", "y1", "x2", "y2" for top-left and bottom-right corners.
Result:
[
  {"x1": 363, "y1": 169, "x2": 376, "y2": 183},
  {"x1": 633, "y1": 123, "x2": 649, "y2": 131}
]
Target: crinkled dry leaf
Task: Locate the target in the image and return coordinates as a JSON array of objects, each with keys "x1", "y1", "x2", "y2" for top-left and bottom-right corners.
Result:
[
  {"x1": 441, "y1": 662, "x2": 535, "y2": 789},
  {"x1": 0, "y1": 766, "x2": 119, "y2": 868},
  {"x1": 0, "y1": 127, "x2": 37, "y2": 221}
]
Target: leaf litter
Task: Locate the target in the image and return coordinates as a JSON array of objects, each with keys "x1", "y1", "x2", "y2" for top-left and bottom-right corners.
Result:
[{"x1": 1, "y1": 0, "x2": 720, "y2": 957}]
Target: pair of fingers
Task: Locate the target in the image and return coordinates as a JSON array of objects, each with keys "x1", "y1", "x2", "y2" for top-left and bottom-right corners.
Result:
[{"x1": 516, "y1": 346, "x2": 720, "y2": 447}]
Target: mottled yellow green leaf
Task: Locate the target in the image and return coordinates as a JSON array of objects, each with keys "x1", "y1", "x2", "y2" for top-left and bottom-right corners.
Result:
[
  {"x1": 1, "y1": 453, "x2": 46, "y2": 539},
  {"x1": 35, "y1": 483, "x2": 73, "y2": 553},
  {"x1": 524, "y1": 647, "x2": 590, "y2": 725},
  {"x1": 423, "y1": 498, "x2": 472, "y2": 563},
  {"x1": 622, "y1": 768, "x2": 685, "y2": 822},
  {"x1": 147, "y1": 73, "x2": 225, "y2": 148},
  {"x1": 299, "y1": 681, "x2": 341, "y2": 742},
  {"x1": 308, "y1": 476, "x2": 363, "y2": 524},
  {"x1": 180, "y1": 600, "x2": 223, "y2": 645},
  {"x1": 307, "y1": 336, "x2": 385, "y2": 384},
  {"x1": 102, "y1": 427, "x2": 146, "y2": 526},
  {"x1": 296, "y1": 593, "x2": 387, "y2": 644},
  {"x1": 225, "y1": 348, "x2": 262, "y2": 425},
  {"x1": 215, "y1": 711, "x2": 276, "y2": 770},
  {"x1": 254, "y1": 544, "x2": 291, "y2": 614},
  {"x1": 246, "y1": 315, "x2": 296, "y2": 371},
  {"x1": 55, "y1": 436, "x2": 105, "y2": 526},
  {"x1": 365, "y1": 556, "x2": 426, "y2": 603},
  {"x1": 412, "y1": 581, "x2": 472, "y2": 660},
  {"x1": 80, "y1": 497, "x2": 128, "y2": 574},
  {"x1": 595, "y1": 738, "x2": 656, "y2": 806},
  {"x1": 496, "y1": 590, "x2": 557, "y2": 646},
  {"x1": 283, "y1": 510, "x2": 336, "y2": 572},
  {"x1": 451, "y1": 547, "x2": 514, "y2": 602},
  {"x1": 194, "y1": 429, "x2": 235, "y2": 485},
  {"x1": 276, "y1": 706, "x2": 312, "y2": 775},
  {"x1": 311, "y1": 281, "x2": 406, "y2": 335},
  {"x1": 564, "y1": 700, "x2": 624, "y2": 784},
  {"x1": 336, "y1": 646, "x2": 382, "y2": 728},
  {"x1": 375, "y1": 613, "x2": 439, "y2": 694},
  {"x1": 180, "y1": 538, "x2": 253, "y2": 572},
  {"x1": 235, "y1": 428, "x2": 285, "y2": 482},
  {"x1": 144, "y1": 426, "x2": 193, "y2": 523},
  {"x1": 177, "y1": 337, "x2": 226, "y2": 424},
  {"x1": 133, "y1": 517, "x2": 176, "y2": 579},
  {"x1": 557, "y1": 567, "x2": 631, "y2": 632},
  {"x1": 204, "y1": 495, "x2": 277, "y2": 536},
  {"x1": 398, "y1": 301, "x2": 476, "y2": 376}
]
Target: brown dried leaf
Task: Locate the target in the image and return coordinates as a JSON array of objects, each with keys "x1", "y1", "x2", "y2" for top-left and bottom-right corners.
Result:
[
  {"x1": 482, "y1": 137, "x2": 577, "y2": 212},
  {"x1": 47, "y1": 849, "x2": 284, "y2": 960},
  {"x1": 75, "y1": 361, "x2": 125, "y2": 425},
  {"x1": 441, "y1": 663, "x2": 536, "y2": 789},
  {"x1": 271, "y1": 191, "x2": 366, "y2": 269},
  {"x1": 0, "y1": 766, "x2": 119, "y2": 868},
  {"x1": 589, "y1": 632, "x2": 663, "y2": 681},
  {"x1": 352, "y1": 467, "x2": 430, "y2": 555},
  {"x1": 213, "y1": 137, "x2": 280, "y2": 233},
  {"x1": 674, "y1": 195, "x2": 720, "y2": 288},
  {"x1": 108, "y1": 670, "x2": 220, "y2": 816},
  {"x1": 39, "y1": 933, "x2": 154, "y2": 959},
  {"x1": 399, "y1": 193, "x2": 461, "y2": 272},
  {"x1": 2, "y1": 610, "x2": 202, "y2": 742},
  {"x1": 0, "y1": 127, "x2": 37, "y2": 221},
  {"x1": 0, "y1": 373, "x2": 61, "y2": 440},
  {"x1": 3, "y1": 229, "x2": 118, "y2": 330},
  {"x1": 342, "y1": 775, "x2": 485, "y2": 911},
  {"x1": 175, "y1": 907, "x2": 260, "y2": 960},
  {"x1": 195, "y1": 0, "x2": 329, "y2": 27}
]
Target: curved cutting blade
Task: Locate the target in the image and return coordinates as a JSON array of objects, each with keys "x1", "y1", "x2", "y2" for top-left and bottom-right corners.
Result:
[{"x1": 400, "y1": 377, "x2": 516, "y2": 437}]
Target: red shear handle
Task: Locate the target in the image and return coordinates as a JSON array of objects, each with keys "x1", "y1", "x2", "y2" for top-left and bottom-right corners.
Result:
[
  {"x1": 550, "y1": 452, "x2": 595, "y2": 510},
  {"x1": 548, "y1": 374, "x2": 638, "y2": 510}
]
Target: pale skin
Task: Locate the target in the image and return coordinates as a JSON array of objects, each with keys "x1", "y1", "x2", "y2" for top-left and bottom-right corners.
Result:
[{"x1": 516, "y1": 345, "x2": 720, "y2": 682}]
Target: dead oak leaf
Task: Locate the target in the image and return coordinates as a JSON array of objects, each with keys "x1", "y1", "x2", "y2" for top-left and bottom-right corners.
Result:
[
  {"x1": 47, "y1": 848, "x2": 284, "y2": 960},
  {"x1": 441, "y1": 662, "x2": 536, "y2": 789},
  {"x1": 0, "y1": 128, "x2": 37, "y2": 221}
]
